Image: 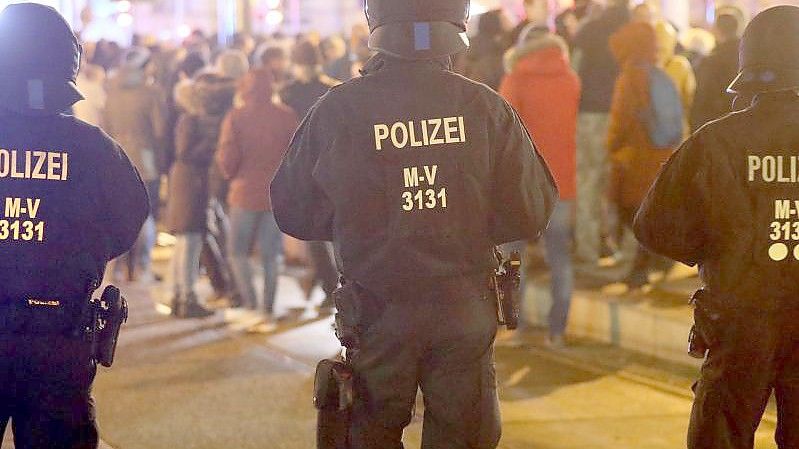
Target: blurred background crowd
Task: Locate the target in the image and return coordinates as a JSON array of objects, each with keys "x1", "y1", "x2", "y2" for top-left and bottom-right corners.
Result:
[{"x1": 52, "y1": 0, "x2": 778, "y2": 340}]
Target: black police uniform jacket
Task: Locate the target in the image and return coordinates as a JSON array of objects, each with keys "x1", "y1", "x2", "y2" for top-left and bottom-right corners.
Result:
[
  {"x1": 271, "y1": 55, "x2": 557, "y2": 295},
  {"x1": 635, "y1": 92, "x2": 799, "y2": 310},
  {"x1": 0, "y1": 111, "x2": 149, "y2": 319}
]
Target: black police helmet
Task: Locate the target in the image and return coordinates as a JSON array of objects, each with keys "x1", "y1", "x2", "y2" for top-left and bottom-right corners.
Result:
[
  {"x1": 366, "y1": 0, "x2": 471, "y2": 60},
  {"x1": 728, "y1": 5, "x2": 799, "y2": 95},
  {"x1": 0, "y1": 3, "x2": 83, "y2": 115}
]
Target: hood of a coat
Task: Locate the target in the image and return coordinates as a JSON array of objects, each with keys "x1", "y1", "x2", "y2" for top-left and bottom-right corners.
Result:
[
  {"x1": 610, "y1": 21, "x2": 658, "y2": 65},
  {"x1": 655, "y1": 21, "x2": 678, "y2": 66},
  {"x1": 239, "y1": 69, "x2": 274, "y2": 105},
  {"x1": 504, "y1": 32, "x2": 569, "y2": 74},
  {"x1": 175, "y1": 73, "x2": 236, "y2": 117}
]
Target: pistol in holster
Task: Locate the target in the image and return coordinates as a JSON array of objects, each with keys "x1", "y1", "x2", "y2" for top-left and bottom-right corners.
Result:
[
  {"x1": 87, "y1": 285, "x2": 128, "y2": 368},
  {"x1": 688, "y1": 289, "x2": 722, "y2": 359},
  {"x1": 313, "y1": 279, "x2": 363, "y2": 449},
  {"x1": 490, "y1": 248, "x2": 523, "y2": 330}
]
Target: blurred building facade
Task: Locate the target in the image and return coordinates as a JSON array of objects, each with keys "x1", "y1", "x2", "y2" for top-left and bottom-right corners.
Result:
[{"x1": 6, "y1": 0, "x2": 799, "y2": 44}]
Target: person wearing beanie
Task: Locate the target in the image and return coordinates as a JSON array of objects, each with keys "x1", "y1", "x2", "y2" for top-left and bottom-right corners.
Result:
[
  {"x1": 104, "y1": 46, "x2": 167, "y2": 283},
  {"x1": 0, "y1": 4, "x2": 148, "y2": 448},
  {"x1": 280, "y1": 40, "x2": 341, "y2": 313}
]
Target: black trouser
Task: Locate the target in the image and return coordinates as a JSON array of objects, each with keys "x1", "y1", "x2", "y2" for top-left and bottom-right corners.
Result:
[
  {"x1": 350, "y1": 278, "x2": 501, "y2": 449},
  {"x1": 0, "y1": 334, "x2": 98, "y2": 449},
  {"x1": 689, "y1": 307, "x2": 799, "y2": 449},
  {"x1": 201, "y1": 200, "x2": 235, "y2": 298}
]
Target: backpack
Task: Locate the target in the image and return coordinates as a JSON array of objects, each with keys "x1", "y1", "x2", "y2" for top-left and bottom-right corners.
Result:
[{"x1": 645, "y1": 67, "x2": 684, "y2": 149}]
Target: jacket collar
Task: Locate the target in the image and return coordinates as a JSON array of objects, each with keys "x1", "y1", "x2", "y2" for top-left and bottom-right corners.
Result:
[{"x1": 360, "y1": 53, "x2": 452, "y2": 76}]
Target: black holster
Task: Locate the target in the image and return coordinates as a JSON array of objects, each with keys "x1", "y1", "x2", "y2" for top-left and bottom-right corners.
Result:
[
  {"x1": 688, "y1": 289, "x2": 723, "y2": 359},
  {"x1": 491, "y1": 248, "x2": 522, "y2": 330},
  {"x1": 313, "y1": 279, "x2": 365, "y2": 449},
  {"x1": 88, "y1": 285, "x2": 128, "y2": 367},
  {"x1": 314, "y1": 356, "x2": 354, "y2": 449}
]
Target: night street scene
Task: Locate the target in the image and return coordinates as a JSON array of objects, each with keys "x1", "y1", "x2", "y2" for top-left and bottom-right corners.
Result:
[{"x1": 2, "y1": 0, "x2": 799, "y2": 448}]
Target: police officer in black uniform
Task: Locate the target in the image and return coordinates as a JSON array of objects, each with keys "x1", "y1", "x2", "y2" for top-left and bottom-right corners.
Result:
[
  {"x1": 271, "y1": 1, "x2": 557, "y2": 448},
  {"x1": 0, "y1": 4, "x2": 149, "y2": 448},
  {"x1": 635, "y1": 6, "x2": 799, "y2": 449}
]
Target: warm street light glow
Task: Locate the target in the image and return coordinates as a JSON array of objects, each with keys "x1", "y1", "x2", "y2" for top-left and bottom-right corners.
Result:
[
  {"x1": 266, "y1": 0, "x2": 281, "y2": 9},
  {"x1": 116, "y1": 12, "x2": 133, "y2": 27},
  {"x1": 116, "y1": 0, "x2": 132, "y2": 13},
  {"x1": 266, "y1": 9, "x2": 284, "y2": 26},
  {"x1": 177, "y1": 24, "x2": 192, "y2": 38}
]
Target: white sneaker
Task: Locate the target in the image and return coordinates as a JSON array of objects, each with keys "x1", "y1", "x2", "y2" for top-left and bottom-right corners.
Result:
[
  {"x1": 299, "y1": 304, "x2": 319, "y2": 321},
  {"x1": 225, "y1": 308, "x2": 265, "y2": 331}
]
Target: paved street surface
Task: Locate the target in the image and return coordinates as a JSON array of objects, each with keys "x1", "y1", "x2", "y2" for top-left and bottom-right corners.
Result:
[
  {"x1": 86, "y1": 267, "x2": 780, "y2": 449},
  {"x1": 2, "y1": 262, "x2": 781, "y2": 449}
]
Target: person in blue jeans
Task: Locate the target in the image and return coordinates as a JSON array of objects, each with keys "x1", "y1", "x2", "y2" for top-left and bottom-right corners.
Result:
[
  {"x1": 503, "y1": 201, "x2": 574, "y2": 346},
  {"x1": 217, "y1": 69, "x2": 299, "y2": 331},
  {"x1": 499, "y1": 25, "x2": 579, "y2": 346},
  {"x1": 228, "y1": 210, "x2": 284, "y2": 318}
]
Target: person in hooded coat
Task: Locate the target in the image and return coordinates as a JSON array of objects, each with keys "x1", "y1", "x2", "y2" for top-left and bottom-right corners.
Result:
[
  {"x1": 607, "y1": 21, "x2": 678, "y2": 288},
  {"x1": 104, "y1": 47, "x2": 167, "y2": 282},
  {"x1": 499, "y1": 24, "x2": 580, "y2": 345},
  {"x1": 165, "y1": 72, "x2": 236, "y2": 318},
  {"x1": 217, "y1": 69, "x2": 299, "y2": 331}
]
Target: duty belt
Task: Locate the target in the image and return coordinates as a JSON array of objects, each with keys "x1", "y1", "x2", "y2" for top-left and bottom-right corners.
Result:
[{"x1": 0, "y1": 296, "x2": 90, "y2": 336}]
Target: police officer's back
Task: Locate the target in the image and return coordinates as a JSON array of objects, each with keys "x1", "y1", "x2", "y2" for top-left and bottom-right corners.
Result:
[
  {"x1": 0, "y1": 5, "x2": 148, "y2": 448},
  {"x1": 271, "y1": 1, "x2": 557, "y2": 447},
  {"x1": 635, "y1": 6, "x2": 799, "y2": 449}
]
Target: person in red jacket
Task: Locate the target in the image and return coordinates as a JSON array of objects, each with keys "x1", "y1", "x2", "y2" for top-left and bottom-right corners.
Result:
[
  {"x1": 499, "y1": 23, "x2": 580, "y2": 346},
  {"x1": 217, "y1": 69, "x2": 299, "y2": 332}
]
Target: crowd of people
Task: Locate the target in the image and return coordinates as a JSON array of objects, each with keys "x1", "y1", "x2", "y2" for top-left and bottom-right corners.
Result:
[
  {"x1": 459, "y1": 0, "x2": 748, "y2": 345},
  {"x1": 75, "y1": 26, "x2": 373, "y2": 329},
  {"x1": 77, "y1": 0, "x2": 749, "y2": 341}
]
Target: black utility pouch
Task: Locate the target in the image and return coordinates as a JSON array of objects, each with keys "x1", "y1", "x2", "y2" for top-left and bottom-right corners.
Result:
[
  {"x1": 314, "y1": 357, "x2": 354, "y2": 410},
  {"x1": 689, "y1": 289, "x2": 723, "y2": 359},
  {"x1": 314, "y1": 357, "x2": 353, "y2": 449}
]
